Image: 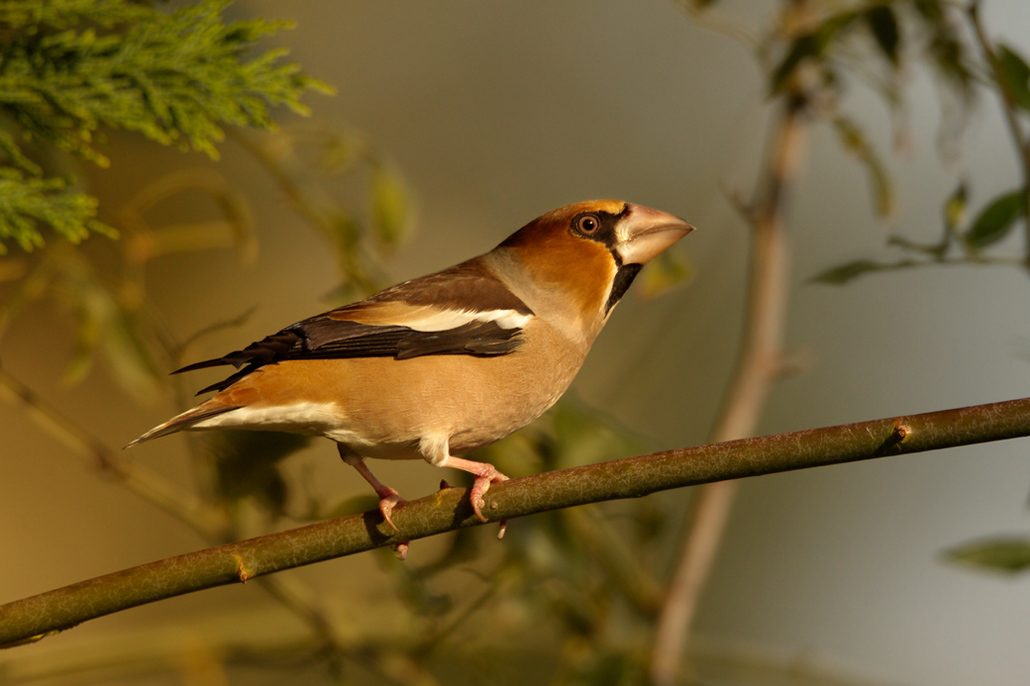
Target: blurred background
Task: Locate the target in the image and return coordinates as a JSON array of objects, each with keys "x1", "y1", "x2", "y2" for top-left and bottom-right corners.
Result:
[{"x1": 2, "y1": 1, "x2": 1030, "y2": 684}]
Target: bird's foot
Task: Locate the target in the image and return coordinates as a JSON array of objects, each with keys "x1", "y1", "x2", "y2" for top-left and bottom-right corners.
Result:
[
  {"x1": 427, "y1": 446, "x2": 510, "y2": 536},
  {"x1": 376, "y1": 489, "x2": 410, "y2": 559},
  {"x1": 376, "y1": 487, "x2": 407, "y2": 533},
  {"x1": 468, "y1": 465, "x2": 509, "y2": 523},
  {"x1": 340, "y1": 450, "x2": 412, "y2": 556}
]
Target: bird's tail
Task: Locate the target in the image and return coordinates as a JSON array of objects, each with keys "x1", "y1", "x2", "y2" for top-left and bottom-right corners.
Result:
[{"x1": 124, "y1": 404, "x2": 239, "y2": 449}]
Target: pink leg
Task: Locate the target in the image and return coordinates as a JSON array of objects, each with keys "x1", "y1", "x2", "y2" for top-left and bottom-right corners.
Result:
[
  {"x1": 419, "y1": 436, "x2": 509, "y2": 538},
  {"x1": 440, "y1": 455, "x2": 509, "y2": 529},
  {"x1": 338, "y1": 446, "x2": 409, "y2": 559}
]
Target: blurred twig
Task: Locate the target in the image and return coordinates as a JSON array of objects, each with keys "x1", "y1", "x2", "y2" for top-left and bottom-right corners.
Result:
[
  {"x1": 226, "y1": 127, "x2": 396, "y2": 300},
  {"x1": 6, "y1": 394, "x2": 1030, "y2": 647},
  {"x1": 0, "y1": 358, "x2": 229, "y2": 539},
  {"x1": 650, "y1": 0, "x2": 816, "y2": 678},
  {"x1": 650, "y1": 91, "x2": 807, "y2": 686},
  {"x1": 563, "y1": 506, "x2": 665, "y2": 617},
  {"x1": 0, "y1": 126, "x2": 413, "y2": 681}
]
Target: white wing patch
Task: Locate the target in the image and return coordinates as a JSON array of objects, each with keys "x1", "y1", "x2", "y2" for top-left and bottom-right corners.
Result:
[{"x1": 395, "y1": 306, "x2": 532, "y2": 332}]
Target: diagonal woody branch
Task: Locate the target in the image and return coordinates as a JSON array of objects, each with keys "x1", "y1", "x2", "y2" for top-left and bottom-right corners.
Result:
[{"x1": 4, "y1": 395, "x2": 1030, "y2": 648}]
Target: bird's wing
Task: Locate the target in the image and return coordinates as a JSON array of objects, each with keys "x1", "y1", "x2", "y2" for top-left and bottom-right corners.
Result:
[{"x1": 174, "y1": 258, "x2": 534, "y2": 394}]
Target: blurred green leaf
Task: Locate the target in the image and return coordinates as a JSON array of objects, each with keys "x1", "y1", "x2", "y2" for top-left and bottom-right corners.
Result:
[
  {"x1": 925, "y1": 24, "x2": 975, "y2": 102},
  {"x1": 963, "y1": 189, "x2": 1026, "y2": 251},
  {"x1": 637, "y1": 249, "x2": 691, "y2": 298},
  {"x1": 118, "y1": 168, "x2": 257, "y2": 262},
  {"x1": 566, "y1": 649, "x2": 646, "y2": 686},
  {"x1": 415, "y1": 526, "x2": 483, "y2": 578},
  {"x1": 771, "y1": 11, "x2": 859, "y2": 93},
  {"x1": 370, "y1": 163, "x2": 412, "y2": 252},
  {"x1": 865, "y1": 5, "x2": 900, "y2": 66},
  {"x1": 944, "y1": 182, "x2": 968, "y2": 231},
  {"x1": 550, "y1": 400, "x2": 645, "y2": 470},
  {"x1": 206, "y1": 430, "x2": 312, "y2": 514},
  {"x1": 395, "y1": 565, "x2": 454, "y2": 618},
  {"x1": 62, "y1": 291, "x2": 106, "y2": 386},
  {"x1": 810, "y1": 258, "x2": 887, "y2": 285},
  {"x1": 321, "y1": 493, "x2": 381, "y2": 520},
  {"x1": 103, "y1": 311, "x2": 168, "y2": 398},
  {"x1": 997, "y1": 44, "x2": 1030, "y2": 111},
  {"x1": 832, "y1": 116, "x2": 895, "y2": 217},
  {"x1": 35, "y1": 248, "x2": 163, "y2": 398},
  {"x1": 913, "y1": 0, "x2": 944, "y2": 21},
  {"x1": 944, "y1": 536, "x2": 1030, "y2": 574},
  {"x1": 315, "y1": 131, "x2": 359, "y2": 174}
]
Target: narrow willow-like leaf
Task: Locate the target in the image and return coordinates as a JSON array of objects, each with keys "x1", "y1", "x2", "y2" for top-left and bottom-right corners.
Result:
[
  {"x1": 208, "y1": 430, "x2": 311, "y2": 514},
  {"x1": 944, "y1": 182, "x2": 968, "y2": 231},
  {"x1": 925, "y1": 24, "x2": 975, "y2": 101},
  {"x1": 997, "y1": 44, "x2": 1030, "y2": 111},
  {"x1": 831, "y1": 116, "x2": 895, "y2": 217},
  {"x1": 771, "y1": 11, "x2": 859, "y2": 93},
  {"x1": 913, "y1": 0, "x2": 944, "y2": 20},
  {"x1": 370, "y1": 164, "x2": 411, "y2": 252},
  {"x1": 98, "y1": 309, "x2": 165, "y2": 400},
  {"x1": 809, "y1": 258, "x2": 886, "y2": 285},
  {"x1": 963, "y1": 189, "x2": 1026, "y2": 251},
  {"x1": 865, "y1": 5, "x2": 900, "y2": 66},
  {"x1": 945, "y1": 537, "x2": 1030, "y2": 574},
  {"x1": 637, "y1": 250, "x2": 691, "y2": 298}
]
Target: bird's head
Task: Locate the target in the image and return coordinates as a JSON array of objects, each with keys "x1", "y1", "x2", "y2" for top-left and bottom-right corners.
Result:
[{"x1": 496, "y1": 200, "x2": 694, "y2": 327}]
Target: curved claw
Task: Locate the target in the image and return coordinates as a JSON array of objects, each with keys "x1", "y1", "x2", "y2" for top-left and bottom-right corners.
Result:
[
  {"x1": 468, "y1": 468, "x2": 510, "y2": 523},
  {"x1": 374, "y1": 489, "x2": 410, "y2": 561},
  {"x1": 377, "y1": 488, "x2": 407, "y2": 533},
  {"x1": 340, "y1": 448, "x2": 411, "y2": 553}
]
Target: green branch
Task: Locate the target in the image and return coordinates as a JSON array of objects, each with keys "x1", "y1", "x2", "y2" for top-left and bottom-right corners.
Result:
[{"x1": 4, "y1": 395, "x2": 1030, "y2": 648}]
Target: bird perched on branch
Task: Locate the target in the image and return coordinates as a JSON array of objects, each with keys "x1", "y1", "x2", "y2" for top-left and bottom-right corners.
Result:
[{"x1": 128, "y1": 200, "x2": 694, "y2": 555}]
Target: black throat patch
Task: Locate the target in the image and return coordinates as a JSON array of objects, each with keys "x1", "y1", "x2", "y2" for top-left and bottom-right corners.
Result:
[{"x1": 605, "y1": 263, "x2": 642, "y2": 315}]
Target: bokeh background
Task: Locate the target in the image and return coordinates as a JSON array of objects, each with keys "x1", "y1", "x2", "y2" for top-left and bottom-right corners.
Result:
[{"x1": 2, "y1": 1, "x2": 1030, "y2": 684}]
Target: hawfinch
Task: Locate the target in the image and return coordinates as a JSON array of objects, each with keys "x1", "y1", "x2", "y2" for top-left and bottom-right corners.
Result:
[{"x1": 128, "y1": 200, "x2": 694, "y2": 545}]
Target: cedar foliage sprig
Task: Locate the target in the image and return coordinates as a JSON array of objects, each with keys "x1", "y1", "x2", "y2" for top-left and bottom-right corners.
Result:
[{"x1": 0, "y1": 0, "x2": 332, "y2": 254}]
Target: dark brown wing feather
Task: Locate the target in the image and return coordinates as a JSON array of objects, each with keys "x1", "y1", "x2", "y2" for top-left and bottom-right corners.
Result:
[{"x1": 174, "y1": 258, "x2": 532, "y2": 395}]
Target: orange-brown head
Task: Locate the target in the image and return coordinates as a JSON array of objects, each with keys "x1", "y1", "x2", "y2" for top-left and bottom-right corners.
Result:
[{"x1": 497, "y1": 200, "x2": 694, "y2": 321}]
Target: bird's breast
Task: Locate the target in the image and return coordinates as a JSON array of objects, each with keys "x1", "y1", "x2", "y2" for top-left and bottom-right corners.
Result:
[{"x1": 217, "y1": 318, "x2": 589, "y2": 459}]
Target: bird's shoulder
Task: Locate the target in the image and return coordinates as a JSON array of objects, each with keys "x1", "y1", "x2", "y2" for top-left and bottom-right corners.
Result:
[{"x1": 324, "y1": 256, "x2": 534, "y2": 330}]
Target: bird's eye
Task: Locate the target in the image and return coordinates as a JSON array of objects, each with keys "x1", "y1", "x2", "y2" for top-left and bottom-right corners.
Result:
[{"x1": 577, "y1": 215, "x2": 599, "y2": 234}]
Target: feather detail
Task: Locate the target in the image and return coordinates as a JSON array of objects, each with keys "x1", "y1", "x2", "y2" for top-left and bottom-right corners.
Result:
[
  {"x1": 124, "y1": 404, "x2": 239, "y2": 448},
  {"x1": 172, "y1": 257, "x2": 534, "y2": 394}
]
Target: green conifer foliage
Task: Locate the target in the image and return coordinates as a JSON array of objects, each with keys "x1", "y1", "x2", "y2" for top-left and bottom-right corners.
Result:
[{"x1": 0, "y1": 0, "x2": 331, "y2": 254}]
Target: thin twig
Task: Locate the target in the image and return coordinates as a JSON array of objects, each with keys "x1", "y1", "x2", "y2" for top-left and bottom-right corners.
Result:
[
  {"x1": 4, "y1": 394, "x2": 1030, "y2": 647},
  {"x1": 1, "y1": 346, "x2": 352, "y2": 660},
  {"x1": 0, "y1": 360, "x2": 228, "y2": 540},
  {"x1": 563, "y1": 506, "x2": 665, "y2": 617},
  {"x1": 226, "y1": 128, "x2": 383, "y2": 296}
]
